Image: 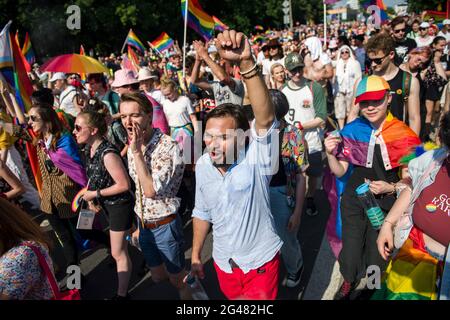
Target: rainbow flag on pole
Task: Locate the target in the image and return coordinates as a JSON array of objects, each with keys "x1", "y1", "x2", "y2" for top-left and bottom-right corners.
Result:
[
  {"x1": 21, "y1": 32, "x2": 35, "y2": 72},
  {"x1": 362, "y1": 0, "x2": 389, "y2": 22},
  {"x1": 150, "y1": 32, "x2": 175, "y2": 52},
  {"x1": 181, "y1": 0, "x2": 215, "y2": 41},
  {"x1": 125, "y1": 29, "x2": 146, "y2": 53},
  {"x1": 0, "y1": 21, "x2": 33, "y2": 112},
  {"x1": 127, "y1": 46, "x2": 140, "y2": 73},
  {"x1": 424, "y1": 10, "x2": 446, "y2": 23},
  {"x1": 213, "y1": 16, "x2": 228, "y2": 31}
]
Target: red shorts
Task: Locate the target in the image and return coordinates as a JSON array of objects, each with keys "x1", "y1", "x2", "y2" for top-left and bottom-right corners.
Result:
[{"x1": 213, "y1": 253, "x2": 280, "y2": 300}]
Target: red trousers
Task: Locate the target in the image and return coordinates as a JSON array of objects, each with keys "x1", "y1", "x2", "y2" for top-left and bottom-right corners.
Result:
[{"x1": 214, "y1": 253, "x2": 280, "y2": 300}]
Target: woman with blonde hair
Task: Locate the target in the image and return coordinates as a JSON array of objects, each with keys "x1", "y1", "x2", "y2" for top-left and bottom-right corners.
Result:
[{"x1": 270, "y1": 63, "x2": 286, "y2": 90}]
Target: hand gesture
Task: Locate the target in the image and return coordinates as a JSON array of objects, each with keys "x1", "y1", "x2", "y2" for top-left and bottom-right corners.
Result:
[
  {"x1": 130, "y1": 122, "x2": 144, "y2": 154},
  {"x1": 215, "y1": 30, "x2": 252, "y2": 63},
  {"x1": 324, "y1": 135, "x2": 341, "y2": 155},
  {"x1": 366, "y1": 180, "x2": 394, "y2": 195},
  {"x1": 193, "y1": 40, "x2": 207, "y2": 61}
]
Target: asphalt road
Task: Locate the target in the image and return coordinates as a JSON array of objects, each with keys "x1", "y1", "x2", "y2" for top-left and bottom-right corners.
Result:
[{"x1": 33, "y1": 189, "x2": 331, "y2": 300}]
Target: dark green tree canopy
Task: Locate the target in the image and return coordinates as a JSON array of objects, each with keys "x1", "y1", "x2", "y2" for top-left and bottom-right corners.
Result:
[{"x1": 0, "y1": 0, "x2": 324, "y2": 60}]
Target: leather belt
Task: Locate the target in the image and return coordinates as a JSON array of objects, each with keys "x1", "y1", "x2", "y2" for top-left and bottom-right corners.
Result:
[{"x1": 143, "y1": 214, "x2": 176, "y2": 229}]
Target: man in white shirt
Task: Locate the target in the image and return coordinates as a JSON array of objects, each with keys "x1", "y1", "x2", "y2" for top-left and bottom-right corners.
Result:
[
  {"x1": 438, "y1": 19, "x2": 450, "y2": 43},
  {"x1": 416, "y1": 22, "x2": 434, "y2": 47}
]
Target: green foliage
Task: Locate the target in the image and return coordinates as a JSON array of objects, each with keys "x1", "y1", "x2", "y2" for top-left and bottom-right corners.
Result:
[
  {"x1": 407, "y1": 0, "x2": 446, "y2": 13},
  {"x1": 0, "y1": 0, "x2": 324, "y2": 59}
]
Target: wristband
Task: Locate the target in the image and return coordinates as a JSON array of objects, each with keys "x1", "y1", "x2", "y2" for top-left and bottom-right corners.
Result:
[
  {"x1": 239, "y1": 62, "x2": 258, "y2": 76},
  {"x1": 96, "y1": 189, "x2": 102, "y2": 199}
]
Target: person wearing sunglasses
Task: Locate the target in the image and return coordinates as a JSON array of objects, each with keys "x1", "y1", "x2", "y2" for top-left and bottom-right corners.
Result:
[
  {"x1": 324, "y1": 75, "x2": 420, "y2": 300},
  {"x1": 334, "y1": 45, "x2": 362, "y2": 129},
  {"x1": 349, "y1": 33, "x2": 421, "y2": 136},
  {"x1": 73, "y1": 110, "x2": 134, "y2": 300},
  {"x1": 262, "y1": 38, "x2": 285, "y2": 87},
  {"x1": 391, "y1": 16, "x2": 417, "y2": 67},
  {"x1": 416, "y1": 22, "x2": 434, "y2": 48}
]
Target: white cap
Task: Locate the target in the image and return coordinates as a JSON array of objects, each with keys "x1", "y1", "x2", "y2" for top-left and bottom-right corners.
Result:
[
  {"x1": 420, "y1": 22, "x2": 430, "y2": 28},
  {"x1": 137, "y1": 68, "x2": 157, "y2": 82},
  {"x1": 49, "y1": 72, "x2": 66, "y2": 82},
  {"x1": 443, "y1": 19, "x2": 450, "y2": 25}
]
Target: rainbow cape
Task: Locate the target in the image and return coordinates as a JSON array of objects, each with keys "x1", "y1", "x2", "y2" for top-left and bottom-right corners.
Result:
[
  {"x1": 325, "y1": 113, "x2": 421, "y2": 258},
  {"x1": 150, "y1": 32, "x2": 174, "y2": 52},
  {"x1": 181, "y1": 0, "x2": 215, "y2": 41},
  {"x1": 213, "y1": 16, "x2": 228, "y2": 32},
  {"x1": 125, "y1": 29, "x2": 146, "y2": 53},
  {"x1": 46, "y1": 133, "x2": 88, "y2": 187}
]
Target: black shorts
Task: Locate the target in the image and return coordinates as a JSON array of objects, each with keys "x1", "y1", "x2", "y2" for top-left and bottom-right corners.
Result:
[
  {"x1": 306, "y1": 151, "x2": 323, "y2": 178},
  {"x1": 425, "y1": 85, "x2": 444, "y2": 102},
  {"x1": 103, "y1": 200, "x2": 134, "y2": 232}
]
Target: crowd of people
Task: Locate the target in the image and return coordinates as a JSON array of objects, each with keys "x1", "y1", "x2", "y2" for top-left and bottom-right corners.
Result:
[{"x1": 0, "y1": 10, "x2": 449, "y2": 301}]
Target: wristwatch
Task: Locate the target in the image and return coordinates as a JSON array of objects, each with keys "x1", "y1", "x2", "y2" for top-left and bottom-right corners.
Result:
[{"x1": 96, "y1": 189, "x2": 102, "y2": 200}]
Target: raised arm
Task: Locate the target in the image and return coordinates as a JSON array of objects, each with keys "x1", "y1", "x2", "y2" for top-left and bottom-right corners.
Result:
[
  {"x1": 215, "y1": 30, "x2": 275, "y2": 133},
  {"x1": 191, "y1": 41, "x2": 212, "y2": 91}
]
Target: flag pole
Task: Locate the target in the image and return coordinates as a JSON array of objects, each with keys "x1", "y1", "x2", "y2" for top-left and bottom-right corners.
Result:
[
  {"x1": 121, "y1": 29, "x2": 130, "y2": 54},
  {"x1": 324, "y1": 1, "x2": 327, "y2": 49},
  {"x1": 182, "y1": 0, "x2": 189, "y2": 80}
]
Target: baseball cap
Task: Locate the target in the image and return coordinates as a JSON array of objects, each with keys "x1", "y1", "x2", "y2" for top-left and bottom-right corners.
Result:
[
  {"x1": 420, "y1": 22, "x2": 430, "y2": 29},
  {"x1": 355, "y1": 76, "x2": 390, "y2": 104},
  {"x1": 49, "y1": 72, "x2": 66, "y2": 82},
  {"x1": 443, "y1": 19, "x2": 450, "y2": 26},
  {"x1": 284, "y1": 52, "x2": 305, "y2": 71}
]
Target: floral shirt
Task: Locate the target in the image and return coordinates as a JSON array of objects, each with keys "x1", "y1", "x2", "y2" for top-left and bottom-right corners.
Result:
[
  {"x1": 281, "y1": 124, "x2": 309, "y2": 208},
  {"x1": 127, "y1": 128, "x2": 185, "y2": 221},
  {"x1": 0, "y1": 241, "x2": 54, "y2": 300}
]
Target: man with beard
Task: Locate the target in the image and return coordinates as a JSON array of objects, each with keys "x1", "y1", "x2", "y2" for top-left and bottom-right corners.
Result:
[{"x1": 190, "y1": 30, "x2": 283, "y2": 300}]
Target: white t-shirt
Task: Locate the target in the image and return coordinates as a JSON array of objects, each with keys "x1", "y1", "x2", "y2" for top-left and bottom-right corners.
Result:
[
  {"x1": 162, "y1": 96, "x2": 195, "y2": 128},
  {"x1": 416, "y1": 36, "x2": 434, "y2": 48},
  {"x1": 59, "y1": 85, "x2": 78, "y2": 117},
  {"x1": 262, "y1": 57, "x2": 285, "y2": 76},
  {"x1": 149, "y1": 89, "x2": 164, "y2": 105},
  {"x1": 257, "y1": 51, "x2": 266, "y2": 65},
  {"x1": 438, "y1": 31, "x2": 450, "y2": 43}
]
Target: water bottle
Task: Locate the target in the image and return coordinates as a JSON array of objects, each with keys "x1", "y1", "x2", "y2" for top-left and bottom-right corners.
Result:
[
  {"x1": 356, "y1": 182, "x2": 385, "y2": 230},
  {"x1": 185, "y1": 273, "x2": 209, "y2": 300}
]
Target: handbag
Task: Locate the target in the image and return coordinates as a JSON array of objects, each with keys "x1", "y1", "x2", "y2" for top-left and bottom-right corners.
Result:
[{"x1": 24, "y1": 243, "x2": 81, "y2": 300}]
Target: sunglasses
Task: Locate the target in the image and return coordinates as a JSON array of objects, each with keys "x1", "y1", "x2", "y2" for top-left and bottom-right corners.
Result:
[
  {"x1": 74, "y1": 124, "x2": 90, "y2": 132},
  {"x1": 419, "y1": 27, "x2": 427, "y2": 31},
  {"x1": 29, "y1": 115, "x2": 40, "y2": 122},
  {"x1": 394, "y1": 28, "x2": 406, "y2": 33},
  {"x1": 341, "y1": 51, "x2": 350, "y2": 54},
  {"x1": 369, "y1": 54, "x2": 388, "y2": 65}
]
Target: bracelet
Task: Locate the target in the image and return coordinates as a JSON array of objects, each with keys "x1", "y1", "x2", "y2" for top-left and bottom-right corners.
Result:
[
  {"x1": 383, "y1": 219, "x2": 396, "y2": 227},
  {"x1": 96, "y1": 189, "x2": 102, "y2": 199},
  {"x1": 242, "y1": 69, "x2": 260, "y2": 80},
  {"x1": 239, "y1": 62, "x2": 258, "y2": 76},
  {"x1": 242, "y1": 65, "x2": 261, "y2": 80}
]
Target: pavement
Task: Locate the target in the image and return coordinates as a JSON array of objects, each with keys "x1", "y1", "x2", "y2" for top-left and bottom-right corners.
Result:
[{"x1": 34, "y1": 188, "x2": 343, "y2": 300}]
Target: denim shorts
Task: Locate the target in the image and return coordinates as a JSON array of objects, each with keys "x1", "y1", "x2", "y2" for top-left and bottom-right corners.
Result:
[{"x1": 138, "y1": 215, "x2": 186, "y2": 275}]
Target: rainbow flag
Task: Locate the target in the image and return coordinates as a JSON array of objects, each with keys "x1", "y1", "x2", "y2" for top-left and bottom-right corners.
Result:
[
  {"x1": 424, "y1": 10, "x2": 446, "y2": 23},
  {"x1": 21, "y1": 32, "x2": 35, "y2": 73},
  {"x1": 0, "y1": 21, "x2": 33, "y2": 113},
  {"x1": 150, "y1": 32, "x2": 174, "y2": 52},
  {"x1": 124, "y1": 29, "x2": 146, "y2": 53},
  {"x1": 362, "y1": 0, "x2": 389, "y2": 22},
  {"x1": 254, "y1": 25, "x2": 264, "y2": 31},
  {"x1": 181, "y1": 0, "x2": 215, "y2": 41},
  {"x1": 127, "y1": 46, "x2": 140, "y2": 73},
  {"x1": 79, "y1": 45, "x2": 86, "y2": 81},
  {"x1": 213, "y1": 16, "x2": 228, "y2": 32},
  {"x1": 79, "y1": 44, "x2": 85, "y2": 56}
]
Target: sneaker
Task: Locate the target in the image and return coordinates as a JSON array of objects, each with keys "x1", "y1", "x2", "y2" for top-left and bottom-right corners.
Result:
[
  {"x1": 305, "y1": 197, "x2": 318, "y2": 216},
  {"x1": 334, "y1": 280, "x2": 357, "y2": 300},
  {"x1": 285, "y1": 265, "x2": 304, "y2": 288}
]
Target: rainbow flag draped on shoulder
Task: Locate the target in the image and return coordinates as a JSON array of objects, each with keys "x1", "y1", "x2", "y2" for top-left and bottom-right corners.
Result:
[
  {"x1": 325, "y1": 113, "x2": 421, "y2": 258},
  {"x1": 0, "y1": 21, "x2": 33, "y2": 112},
  {"x1": 124, "y1": 29, "x2": 146, "y2": 53},
  {"x1": 150, "y1": 32, "x2": 174, "y2": 52},
  {"x1": 181, "y1": 0, "x2": 215, "y2": 41}
]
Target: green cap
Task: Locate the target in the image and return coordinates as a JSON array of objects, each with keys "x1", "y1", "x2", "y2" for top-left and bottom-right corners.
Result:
[{"x1": 284, "y1": 52, "x2": 304, "y2": 71}]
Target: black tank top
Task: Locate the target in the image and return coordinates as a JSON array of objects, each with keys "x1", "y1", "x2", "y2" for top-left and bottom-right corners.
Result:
[{"x1": 387, "y1": 69, "x2": 407, "y2": 123}]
